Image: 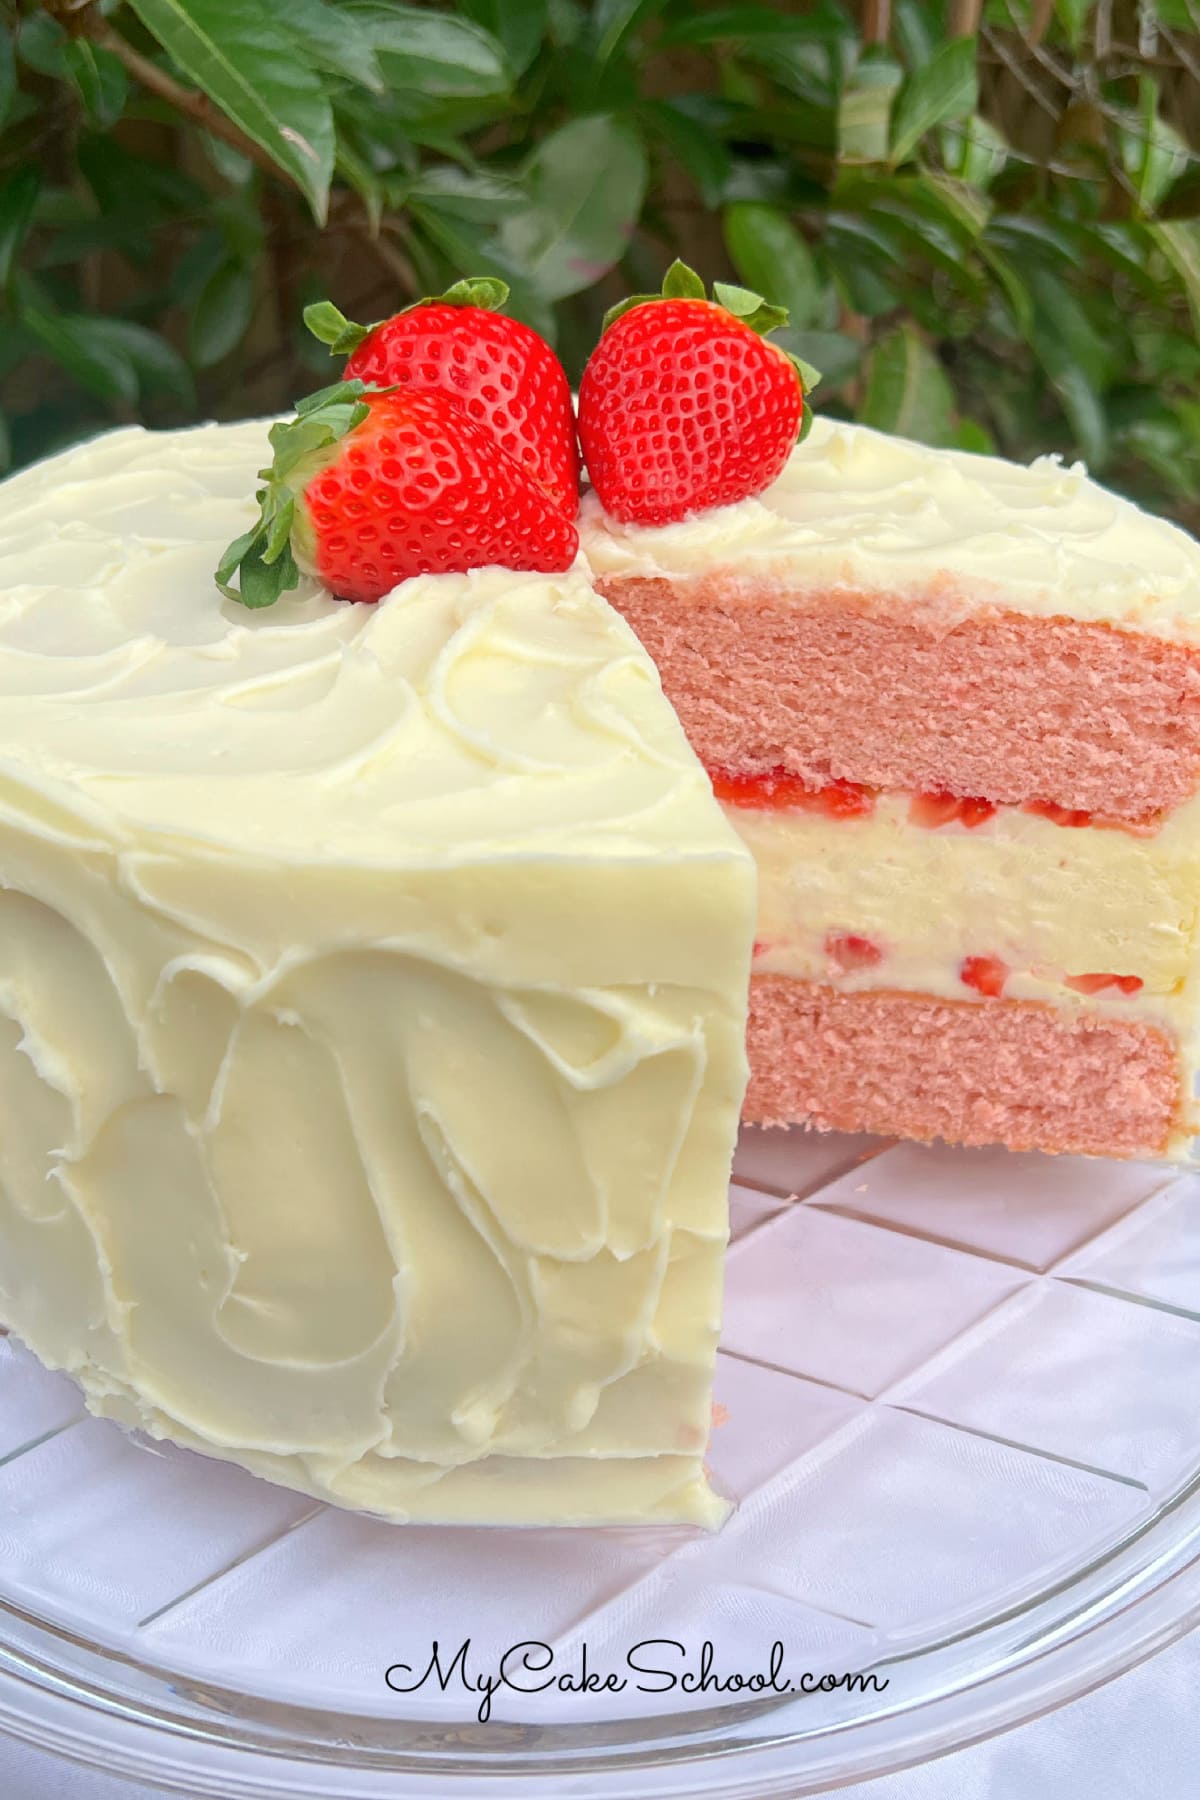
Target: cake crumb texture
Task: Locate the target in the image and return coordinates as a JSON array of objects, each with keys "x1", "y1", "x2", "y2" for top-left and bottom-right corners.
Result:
[
  {"x1": 745, "y1": 977, "x2": 1182, "y2": 1159},
  {"x1": 601, "y1": 577, "x2": 1200, "y2": 822}
]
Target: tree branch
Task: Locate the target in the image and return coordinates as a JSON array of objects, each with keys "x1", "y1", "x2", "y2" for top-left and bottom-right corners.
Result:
[
  {"x1": 861, "y1": 0, "x2": 891, "y2": 47},
  {"x1": 86, "y1": 18, "x2": 418, "y2": 294},
  {"x1": 947, "y1": 0, "x2": 984, "y2": 36},
  {"x1": 87, "y1": 20, "x2": 286, "y2": 183}
]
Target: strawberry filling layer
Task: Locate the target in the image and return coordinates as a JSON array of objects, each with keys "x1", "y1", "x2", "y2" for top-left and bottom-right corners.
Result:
[
  {"x1": 709, "y1": 767, "x2": 1161, "y2": 837},
  {"x1": 709, "y1": 768, "x2": 874, "y2": 818}
]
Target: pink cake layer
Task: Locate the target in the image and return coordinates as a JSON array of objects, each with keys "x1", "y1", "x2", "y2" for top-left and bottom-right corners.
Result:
[
  {"x1": 598, "y1": 577, "x2": 1200, "y2": 822},
  {"x1": 745, "y1": 977, "x2": 1180, "y2": 1158}
]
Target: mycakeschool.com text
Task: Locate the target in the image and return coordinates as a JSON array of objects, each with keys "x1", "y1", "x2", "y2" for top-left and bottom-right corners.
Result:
[{"x1": 384, "y1": 1639, "x2": 890, "y2": 1722}]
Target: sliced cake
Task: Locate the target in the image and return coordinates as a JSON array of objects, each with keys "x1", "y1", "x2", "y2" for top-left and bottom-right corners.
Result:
[{"x1": 580, "y1": 415, "x2": 1200, "y2": 1161}]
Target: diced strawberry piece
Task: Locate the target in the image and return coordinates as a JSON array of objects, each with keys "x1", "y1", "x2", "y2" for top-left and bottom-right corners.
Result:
[
  {"x1": 1026, "y1": 799, "x2": 1093, "y2": 829},
  {"x1": 820, "y1": 779, "x2": 875, "y2": 818},
  {"x1": 1065, "y1": 972, "x2": 1144, "y2": 996},
  {"x1": 910, "y1": 791, "x2": 996, "y2": 829},
  {"x1": 709, "y1": 767, "x2": 875, "y2": 818},
  {"x1": 909, "y1": 790, "x2": 960, "y2": 828},
  {"x1": 960, "y1": 955, "x2": 1008, "y2": 998},
  {"x1": 825, "y1": 931, "x2": 884, "y2": 969}
]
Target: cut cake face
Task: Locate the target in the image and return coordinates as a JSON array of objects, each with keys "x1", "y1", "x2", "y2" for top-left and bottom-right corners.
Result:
[
  {"x1": 0, "y1": 420, "x2": 755, "y2": 1527},
  {"x1": 581, "y1": 416, "x2": 1200, "y2": 1161}
]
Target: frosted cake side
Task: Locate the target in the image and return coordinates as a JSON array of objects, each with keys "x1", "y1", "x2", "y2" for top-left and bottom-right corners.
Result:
[{"x1": 0, "y1": 421, "x2": 755, "y2": 1527}]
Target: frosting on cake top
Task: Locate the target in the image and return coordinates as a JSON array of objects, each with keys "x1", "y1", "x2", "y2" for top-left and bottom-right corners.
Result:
[
  {"x1": 0, "y1": 419, "x2": 734, "y2": 862},
  {"x1": 579, "y1": 415, "x2": 1200, "y2": 638}
]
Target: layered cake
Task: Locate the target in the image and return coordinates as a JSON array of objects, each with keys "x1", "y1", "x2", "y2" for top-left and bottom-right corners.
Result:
[
  {"x1": 5, "y1": 266, "x2": 1197, "y2": 1538},
  {"x1": 0, "y1": 418, "x2": 755, "y2": 1527},
  {"x1": 580, "y1": 416, "x2": 1200, "y2": 1161}
]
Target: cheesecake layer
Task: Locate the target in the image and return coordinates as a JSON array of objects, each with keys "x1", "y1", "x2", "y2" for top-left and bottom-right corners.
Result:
[
  {"x1": 734, "y1": 792, "x2": 1200, "y2": 1036},
  {"x1": 745, "y1": 978, "x2": 1181, "y2": 1159},
  {"x1": 0, "y1": 421, "x2": 756, "y2": 1527}
]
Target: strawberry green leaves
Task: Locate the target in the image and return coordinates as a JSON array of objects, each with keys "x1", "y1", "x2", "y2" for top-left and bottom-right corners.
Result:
[
  {"x1": 602, "y1": 261, "x2": 822, "y2": 397},
  {"x1": 304, "y1": 301, "x2": 373, "y2": 357},
  {"x1": 215, "y1": 382, "x2": 373, "y2": 608},
  {"x1": 304, "y1": 278, "x2": 514, "y2": 362}
]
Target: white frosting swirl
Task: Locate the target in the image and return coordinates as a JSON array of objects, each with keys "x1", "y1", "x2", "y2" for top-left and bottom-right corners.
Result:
[
  {"x1": 580, "y1": 416, "x2": 1200, "y2": 636},
  {"x1": 0, "y1": 419, "x2": 755, "y2": 1526}
]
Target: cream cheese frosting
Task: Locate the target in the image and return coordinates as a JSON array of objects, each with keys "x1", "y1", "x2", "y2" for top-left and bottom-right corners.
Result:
[
  {"x1": 579, "y1": 417, "x2": 1200, "y2": 639},
  {"x1": 0, "y1": 419, "x2": 756, "y2": 1526}
]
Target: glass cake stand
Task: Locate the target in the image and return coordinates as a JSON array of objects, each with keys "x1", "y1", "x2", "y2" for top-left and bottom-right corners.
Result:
[{"x1": 2, "y1": 1126, "x2": 1200, "y2": 1799}]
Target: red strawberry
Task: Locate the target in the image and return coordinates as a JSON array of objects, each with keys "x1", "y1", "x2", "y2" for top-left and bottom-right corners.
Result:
[
  {"x1": 578, "y1": 261, "x2": 819, "y2": 526},
  {"x1": 825, "y1": 931, "x2": 884, "y2": 971},
  {"x1": 960, "y1": 955, "x2": 1009, "y2": 999},
  {"x1": 304, "y1": 279, "x2": 580, "y2": 517},
  {"x1": 1065, "y1": 972, "x2": 1144, "y2": 996},
  {"x1": 909, "y1": 791, "x2": 997, "y2": 830},
  {"x1": 215, "y1": 380, "x2": 577, "y2": 608}
]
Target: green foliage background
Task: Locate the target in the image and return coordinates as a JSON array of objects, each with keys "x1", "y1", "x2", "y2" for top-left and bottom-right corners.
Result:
[{"x1": 4, "y1": 0, "x2": 1200, "y2": 524}]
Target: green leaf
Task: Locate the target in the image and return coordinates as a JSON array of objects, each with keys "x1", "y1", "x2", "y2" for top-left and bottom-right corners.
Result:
[
  {"x1": 286, "y1": 0, "x2": 384, "y2": 91},
  {"x1": 190, "y1": 260, "x2": 257, "y2": 366},
  {"x1": 712, "y1": 281, "x2": 789, "y2": 333},
  {"x1": 662, "y1": 259, "x2": 706, "y2": 300},
  {"x1": 1150, "y1": 221, "x2": 1200, "y2": 334},
  {"x1": 342, "y1": 4, "x2": 512, "y2": 98},
  {"x1": 400, "y1": 165, "x2": 526, "y2": 219},
  {"x1": 586, "y1": 0, "x2": 669, "y2": 65},
  {"x1": 723, "y1": 201, "x2": 822, "y2": 329},
  {"x1": 124, "y1": 0, "x2": 336, "y2": 222},
  {"x1": 499, "y1": 114, "x2": 647, "y2": 301},
  {"x1": 775, "y1": 326, "x2": 863, "y2": 388},
  {"x1": 438, "y1": 275, "x2": 512, "y2": 308},
  {"x1": 1026, "y1": 267, "x2": 1115, "y2": 392},
  {"x1": 85, "y1": 320, "x2": 195, "y2": 405},
  {"x1": 0, "y1": 168, "x2": 40, "y2": 290},
  {"x1": 203, "y1": 131, "x2": 255, "y2": 186},
  {"x1": 952, "y1": 418, "x2": 995, "y2": 454},
  {"x1": 860, "y1": 323, "x2": 955, "y2": 444},
  {"x1": 25, "y1": 309, "x2": 140, "y2": 404},
  {"x1": 1121, "y1": 78, "x2": 1191, "y2": 218},
  {"x1": 460, "y1": 0, "x2": 548, "y2": 76},
  {"x1": 838, "y1": 52, "x2": 902, "y2": 163},
  {"x1": 304, "y1": 300, "x2": 372, "y2": 355},
  {"x1": 63, "y1": 41, "x2": 129, "y2": 129},
  {"x1": 942, "y1": 115, "x2": 1007, "y2": 188},
  {"x1": 893, "y1": 0, "x2": 937, "y2": 70},
  {"x1": 16, "y1": 12, "x2": 69, "y2": 78},
  {"x1": 1053, "y1": 0, "x2": 1090, "y2": 50},
  {"x1": 981, "y1": 243, "x2": 1033, "y2": 335},
  {"x1": 1024, "y1": 270, "x2": 1113, "y2": 465},
  {"x1": 0, "y1": 29, "x2": 15, "y2": 131},
  {"x1": 640, "y1": 98, "x2": 732, "y2": 209},
  {"x1": 219, "y1": 526, "x2": 299, "y2": 608},
  {"x1": 890, "y1": 36, "x2": 978, "y2": 167}
]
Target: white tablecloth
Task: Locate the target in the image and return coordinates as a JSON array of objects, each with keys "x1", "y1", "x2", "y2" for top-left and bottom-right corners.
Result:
[{"x1": 3, "y1": 1625, "x2": 1196, "y2": 1798}]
